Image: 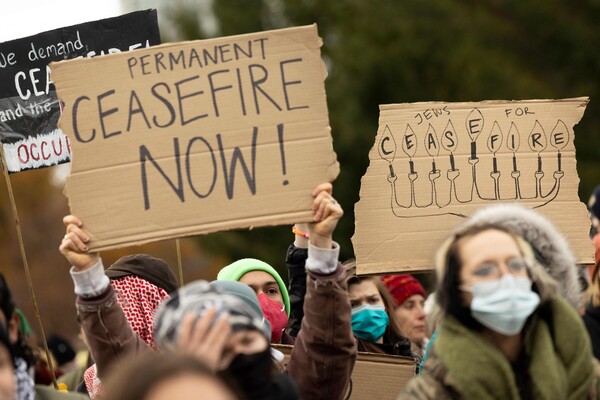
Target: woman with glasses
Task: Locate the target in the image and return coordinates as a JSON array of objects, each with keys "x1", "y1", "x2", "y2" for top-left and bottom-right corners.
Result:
[{"x1": 400, "y1": 223, "x2": 596, "y2": 399}]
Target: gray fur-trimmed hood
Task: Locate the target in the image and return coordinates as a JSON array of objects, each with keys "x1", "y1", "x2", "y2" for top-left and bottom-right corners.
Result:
[{"x1": 461, "y1": 204, "x2": 582, "y2": 309}]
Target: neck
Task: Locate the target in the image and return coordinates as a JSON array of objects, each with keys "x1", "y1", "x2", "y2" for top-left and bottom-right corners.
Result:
[{"x1": 482, "y1": 328, "x2": 522, "y2": 362}]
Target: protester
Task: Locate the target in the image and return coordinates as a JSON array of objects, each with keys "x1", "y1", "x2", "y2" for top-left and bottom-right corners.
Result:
[
  {"x1": 344, "y1": 262, "x2": 413, "y2": 359},
  {"x1": 584, "y1": 262, "x2": 600, "y2": 360},
  {"x1": 0, "y1": 324, "x2": 16, "y2": 400},
  {"x1": 60, "y1": 183, "x2": 355, "y2": 399},
  {"x1": 101, "y1": 351, "x2": 238, "y2": 400},
  {"x1": 381, "y1": 274, "x2": 428, "y2": 357},
  {"x1": 584, "y1": 185, "x2": 600, "y2": 360},
  {"x1": 59, "y1": 226, "x2": 178, "y2": 398},
  {"x1": 154, "y1": 280, "x2": 297, "y2": 400},
  {"x1": 217, "y1": 258, "x2": 293, "y2": 344},
  {"x1": 400, "y1": 223, "x2": 596, "y2": 399},
  {"x1": 0, "y1": 273, "x2": 36, "y2": 399},
  {"x1": 211, "y1": 183, "x2": 356, "y2": 399},
  {"x1": 47, "y1": 335, "x2": 76, "y2": 374}
]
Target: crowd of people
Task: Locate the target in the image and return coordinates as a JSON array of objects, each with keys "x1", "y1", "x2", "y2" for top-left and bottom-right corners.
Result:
[{"x1": 0, "y1": 182, "x2": 599, "y2": 399}]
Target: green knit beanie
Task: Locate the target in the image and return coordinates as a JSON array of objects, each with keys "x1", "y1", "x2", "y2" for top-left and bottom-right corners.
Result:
[{"x1": 217, "y1": 258, "x2": 290, "y2": 316}]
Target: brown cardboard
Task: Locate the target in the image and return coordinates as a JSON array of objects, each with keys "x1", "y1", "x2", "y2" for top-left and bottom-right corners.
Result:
[
  {"x1": 273, "y1": 344, "x2": 416, "y2": 399},
  {"x1": 50, "y1": 25, "x2": 338, "y2": 251},
  {"x1": 353, "y1": 98, "x2": 592, "y2": 274}
]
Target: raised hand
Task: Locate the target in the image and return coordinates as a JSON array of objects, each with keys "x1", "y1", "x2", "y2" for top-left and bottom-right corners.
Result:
[
  {"x1": 308, "y1": 183, "x2": 343, "y2": 248},
  {"x1": 59, "y1": 215, "x2": 99, "y2": 271}
]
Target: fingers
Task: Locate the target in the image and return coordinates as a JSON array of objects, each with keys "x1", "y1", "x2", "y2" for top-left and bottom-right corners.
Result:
[
  {"x1": 185, "y1": 308, "x2": 217, "y2": 349},
  {"x1": 63, "y1": 215, "x2": 82, "y2": 227},
  {"x1": 312, "y1": 190, "x2": 341, "y2": 221},
  {"x1": 312, "y1": 182, "x2": 333, "y2": 197},
  {"x1": 62, "y1": 225, "x2": 90, "y2": 252},
  {"x1": 178, "y1": 308, "x2": 231, "y2": 372}
]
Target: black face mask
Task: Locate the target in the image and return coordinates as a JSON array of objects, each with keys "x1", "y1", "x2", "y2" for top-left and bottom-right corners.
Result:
[{"x1": 224, "y1": 348, "x2": 272, "y2": 399}]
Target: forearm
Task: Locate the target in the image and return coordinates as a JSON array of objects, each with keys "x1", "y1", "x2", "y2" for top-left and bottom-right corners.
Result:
[
  {"x1": 72, "y1": 260, "x2": 150, "y2": 378},
  {"x1": 287, "y1": 242, "x2": 356, "y2": 399}
]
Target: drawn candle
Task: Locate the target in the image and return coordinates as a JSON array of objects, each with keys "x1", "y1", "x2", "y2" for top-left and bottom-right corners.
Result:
[
  {"x1": 487, "y1": 121, "x2": 504, "y2": 174},
  {"x1": 528, "y1": 120, "x2": 547, "y2": 173},
  {"x1": 441, "y1": 120, "x2": 458, "y2": 171},
  {"x1": 550, "y1": 120, "x2": 569, "y2": 172},
  {"x1": 424, "y1": 124, "x2": 440, "y2": 173},
  {"x1": 506, "y1": 122, "x2": 520, "y2": 172},
  {"x1": 466, "y1": 108, "x2": 484, "y2": 160},
  {"x1": 402, "y1": 124, "x2": 418, "y2": 174},
  {"x1": 378, "y1": 125, "x2": 397, "y2": 177}
]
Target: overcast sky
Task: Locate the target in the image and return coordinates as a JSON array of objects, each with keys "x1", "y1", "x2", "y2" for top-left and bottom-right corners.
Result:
[{"x1": 1, "y1": 0, "x2": 122, "y2": 42}]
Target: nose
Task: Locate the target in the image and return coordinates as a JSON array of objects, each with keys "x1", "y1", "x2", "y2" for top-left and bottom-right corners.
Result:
[{"x1": 415, "y1": 305, "x2": 426, "y2": 320}]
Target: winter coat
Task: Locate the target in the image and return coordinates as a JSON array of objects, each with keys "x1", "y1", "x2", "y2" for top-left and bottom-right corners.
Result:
[
  {"x1": 584, "y1": 301, "x2": 600, "y2": 360},
  {"x1": 399, "y1": 296, "x2": 598, "y2": 400},
  {"x1": 77, "y1": 255, "x2": 356, "y2": 400}
]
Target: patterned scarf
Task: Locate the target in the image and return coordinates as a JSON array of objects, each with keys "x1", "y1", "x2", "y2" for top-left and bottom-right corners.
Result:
[{"x1": 84, "y1": 276, "x2": 169, "y2": 398}]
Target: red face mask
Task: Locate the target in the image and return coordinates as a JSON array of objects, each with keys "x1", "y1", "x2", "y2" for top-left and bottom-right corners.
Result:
[{"x1": 257, "y1": 293, "x2": 288, "y2": 343}]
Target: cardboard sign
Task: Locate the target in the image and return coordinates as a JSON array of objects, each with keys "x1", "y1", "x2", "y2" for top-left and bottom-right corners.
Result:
[
  {"x1": 51, "y1": 24, "x2": 338, "y2": 251},
  {"x1": 274, "y1": 344, "x2": 416, "y2": 399},
  {"x1": 0, "y1": 10, "x2": 160, "y2": 173},
  {"x1": 354, "y1": 98, "x2": 592, "y2": 274}
]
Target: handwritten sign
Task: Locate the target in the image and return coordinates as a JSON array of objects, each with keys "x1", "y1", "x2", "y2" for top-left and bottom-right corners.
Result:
[
  {"x1": 353, "y1": 98, "x2": 592, "y2": 274},
  {"x1": 0, "y1": 10, "x2": 160, "y2": 173},
  {"x1": 51, "y1": 24, "x2": 338, "y2": 251}
]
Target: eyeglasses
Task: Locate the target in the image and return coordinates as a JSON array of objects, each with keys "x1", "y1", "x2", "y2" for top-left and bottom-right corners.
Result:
[{"x1": 468, "y1": 257, "x2": 529, "y2": 281}]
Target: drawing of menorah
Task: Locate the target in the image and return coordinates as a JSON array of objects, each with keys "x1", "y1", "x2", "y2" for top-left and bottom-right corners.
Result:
[{"x1": 378, "y1": 108, "x2": 569, "y2": 218}]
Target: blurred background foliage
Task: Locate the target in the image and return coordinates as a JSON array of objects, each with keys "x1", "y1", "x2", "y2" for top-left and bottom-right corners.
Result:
[
  {"x1": 1, "y1": 0, "x2": 598, "y2": 343},
  {"x1": 163, "y1": 0, "x2": 600, "y2": 264}
]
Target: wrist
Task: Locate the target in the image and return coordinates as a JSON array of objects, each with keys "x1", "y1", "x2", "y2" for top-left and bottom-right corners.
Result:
[
  {"x1": 293, "y1": 225, "x2": 309, "y2": 248},
  {"x1": 309, "y1": 232, "x2": 332, "y2": 250}
]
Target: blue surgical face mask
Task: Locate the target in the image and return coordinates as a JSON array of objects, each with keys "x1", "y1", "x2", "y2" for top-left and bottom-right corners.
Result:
[
  {"x1": 351, "y1": 304, "x2": 389, "y2": 342},
  {"x1": 462, "y1": 275, "x2": 540, "y2": 335}
]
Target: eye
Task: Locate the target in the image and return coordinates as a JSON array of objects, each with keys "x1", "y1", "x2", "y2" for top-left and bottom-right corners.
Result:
[
  {"x1": 240, "y1": 334, "x2": 254, "y2": 346},
  {"x1": 508, "y1": 258, "x2": 527, "y2": 273},
  {"x1": 266, "y1": 287, "x2": 279, "y2": 296},
  {"x1": 350, "y1": 300, "x2": 360, "y2": 308},
  {"x1": 473, "y1": 263, "x2": 498, "y2": 277},
  {"x1": 368, "y1": 297, "x2": 380, "y2": 305}
]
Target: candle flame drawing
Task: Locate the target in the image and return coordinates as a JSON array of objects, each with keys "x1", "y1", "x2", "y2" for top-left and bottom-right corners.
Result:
[
  {"x1": 441, "y1": 120, "x2": 458, "y2": 153},
  {"x1": 487, "y1": 121, "x2": 504, "y2": 155},
  {"x1": 549, "y1": 120, "x2": 569, "y2": 150},
  {"x1": 402, "y1": 124, "x2": 418, "y2": 158},
  {"x1": 424, "y1": 124, "x2": 440, "y2": 157},
  {"x1": 506, "y1": 122, "x2": 520, "y2": 152},
  {"x1": 466, "y1": 108, "x2": 485, "y2": 142},
  {"x1": 528, "y1": 120, "x2": 547, "y2": 152},
  {"x1": 378, "y1": 125, "x2": 397, "y2": 162}
]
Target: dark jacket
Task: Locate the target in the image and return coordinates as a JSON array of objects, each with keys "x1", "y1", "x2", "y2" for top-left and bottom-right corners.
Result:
[
  {"x1": 286, "y1": 244, "x2": 308, "y2": 338},
  {"x1": 583, "y1": 301, "x2": 600, "y2": 360},
  {"x1": 356, "y1": 330, "x2": 412, "y2": 357}
]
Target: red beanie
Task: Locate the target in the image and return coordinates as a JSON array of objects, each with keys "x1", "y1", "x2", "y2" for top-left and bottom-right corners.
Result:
[{"x1": 381, "y1": 274, "x2": 426, "y2": 306}]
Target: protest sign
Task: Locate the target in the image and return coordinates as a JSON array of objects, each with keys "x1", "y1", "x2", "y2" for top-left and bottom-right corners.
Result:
[
  {"x1": 0, "y1": 10, "x2": 160, "y2": 173},
  {"x1": 274, "y1": 344, "x2": 416, "y2": 399},
  {"x1": 51, "y1": 24, "x2": 338, "y2": 251},
  {"x1": 353, "y1": 98, "x2": 592, "y2": 274}
]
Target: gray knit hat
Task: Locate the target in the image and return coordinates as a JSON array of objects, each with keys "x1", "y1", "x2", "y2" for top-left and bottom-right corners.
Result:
[{"x1": 154, "y1": 280, "x2": 271, "y2": 350}]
